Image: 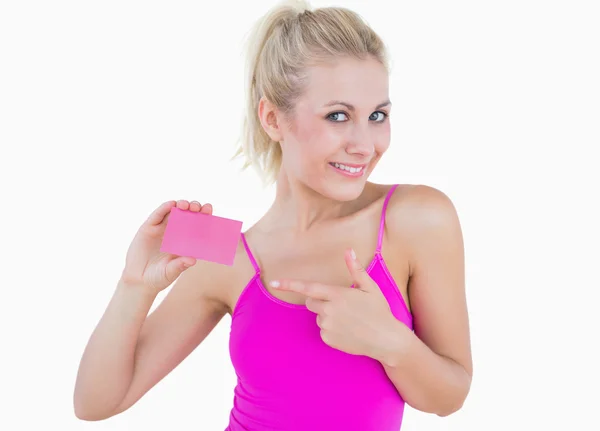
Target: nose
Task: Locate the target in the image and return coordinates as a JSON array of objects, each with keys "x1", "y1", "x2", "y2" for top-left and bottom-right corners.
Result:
[{"x1": 345, "y1": 123, "x2": 374, "y2": 157}]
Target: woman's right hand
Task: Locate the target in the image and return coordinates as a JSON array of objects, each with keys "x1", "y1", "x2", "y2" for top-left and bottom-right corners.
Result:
[{"x1": 120, "y1": 199, "x2": 213, "y2": 294}]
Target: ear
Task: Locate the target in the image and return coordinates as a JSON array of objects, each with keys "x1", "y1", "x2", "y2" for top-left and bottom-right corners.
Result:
[{"x1": 258, "y1": 96, "x2": 284, "y2": 142}]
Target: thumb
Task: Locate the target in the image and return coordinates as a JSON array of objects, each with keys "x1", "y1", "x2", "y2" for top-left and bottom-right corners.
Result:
[
  {"x1": 165, "y1": 255, "x2": 196, "y2": 283},
  {"x1": 345, "y1": 248, "x2": 374, "y2": 291}
]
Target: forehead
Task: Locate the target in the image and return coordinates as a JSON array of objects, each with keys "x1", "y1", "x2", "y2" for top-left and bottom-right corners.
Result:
[{"x1": 298, "y1": 57, "x2": 389, "y2": 108}]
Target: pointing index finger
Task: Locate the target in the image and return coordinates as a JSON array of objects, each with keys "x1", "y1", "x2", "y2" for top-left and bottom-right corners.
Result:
[{"x1": 270, "y1": 280, "x2": 334, "y2": 301}]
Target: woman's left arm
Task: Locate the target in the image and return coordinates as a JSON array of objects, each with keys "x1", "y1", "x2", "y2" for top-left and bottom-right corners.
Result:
[{"x1": 379, "y1": 185, "x2": 473, "y2": 417}]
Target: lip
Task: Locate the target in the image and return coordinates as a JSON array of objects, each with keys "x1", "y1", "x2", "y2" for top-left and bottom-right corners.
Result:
[
  {"x1": 329, "y1": 162, "x2": 367, "y2": 168},
  {"x1": 328, "y1": 162, "x2": 368, "y2": 178}
]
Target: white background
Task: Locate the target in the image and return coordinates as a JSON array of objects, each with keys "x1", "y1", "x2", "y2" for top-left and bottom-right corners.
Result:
[{"x1": 1, "y1": 0, "x2": 599, "y2": 429}]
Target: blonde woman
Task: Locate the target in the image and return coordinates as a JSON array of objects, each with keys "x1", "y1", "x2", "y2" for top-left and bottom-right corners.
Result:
[{"x1": 74, "y1": 1, "x2": 472, "y2": 429}]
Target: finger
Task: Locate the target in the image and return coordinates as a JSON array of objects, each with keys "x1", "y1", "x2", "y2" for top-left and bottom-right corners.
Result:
[
  {"x1": 176, "y1": 199, "x2": 190, "y2": 211},
  {"x1": 320, "y1": 329, "x2": 332, "y2": 347},
  {"x1": 270, "y1": 279, "x2": 335, "y2": 301},
  {"x1": 145, "y1": 200, "x2": 177, "y2": 226},
  {"x1": 305, "y1": 297, "x2": 327, "y2": 314},
  {"x1": 316, "y1": 314, "x2": 324, "y2": 329},
  {"x1": 200, "y1": 203, "x2": 213, "y2": 215},
  {"x1": 189, "y1": 200, "x2": 202, "y2": 212},
  {"x1": 344, "y1": 248, "x2": 375, "y2": 291}
]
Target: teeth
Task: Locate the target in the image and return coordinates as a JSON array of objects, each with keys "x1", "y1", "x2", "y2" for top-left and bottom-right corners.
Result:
[{"x1": 332, "y1": 162, "x2": 364, "y2": 173}]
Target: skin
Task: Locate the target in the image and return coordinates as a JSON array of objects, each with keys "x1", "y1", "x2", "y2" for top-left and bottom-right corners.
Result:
[{"x1": 73, "y1": 55, "x2": 472, "y2": 421}]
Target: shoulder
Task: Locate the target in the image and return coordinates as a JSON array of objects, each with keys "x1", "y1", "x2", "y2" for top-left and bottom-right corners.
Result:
[
  {"x1": 387, "y1": 183, "x2": 457, "y2": 216},
  {"x1": 384, "y1": 184, "x2": 463, "y2": 270},
  {"x1": 385, "y1": 183, "x2": 460, "y2": 229},
  {"x1": 178, "y1": 238, "x2": 255, "y2": 311}
]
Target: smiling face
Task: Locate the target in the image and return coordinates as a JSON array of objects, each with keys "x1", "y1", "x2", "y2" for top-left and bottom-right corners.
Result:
[{"x1": 275, "y1": 56, "x2": 391, "y2": 201}]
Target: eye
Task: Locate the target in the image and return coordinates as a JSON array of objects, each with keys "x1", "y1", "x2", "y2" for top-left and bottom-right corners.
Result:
[
  {"x1": 370, "y1": 111, "x2": 388, "y2": 122},
  {"x1": 326, "y1": 111, "x2": 389, "y2": 123},
  {"x1": 327, "y1": 112, "x2": 348, "y2": 122}
]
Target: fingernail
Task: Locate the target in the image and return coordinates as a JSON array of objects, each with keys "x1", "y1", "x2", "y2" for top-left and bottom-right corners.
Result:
[
  {"x1": 350, "y1": 248, "x2": 356, "y2": 260},
  {"x1": 270, "y1": 280, "x2": 280, "y2": 288}
]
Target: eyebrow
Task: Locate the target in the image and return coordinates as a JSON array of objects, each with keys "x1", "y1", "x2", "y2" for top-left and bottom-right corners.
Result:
[{"x1": 323, "y1": 99, "x2": 392, "y2": 111}]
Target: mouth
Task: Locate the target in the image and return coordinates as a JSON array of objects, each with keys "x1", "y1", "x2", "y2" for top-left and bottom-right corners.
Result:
[{"x1": 328, "y1": 162, "x2": 367, "y2": 177}]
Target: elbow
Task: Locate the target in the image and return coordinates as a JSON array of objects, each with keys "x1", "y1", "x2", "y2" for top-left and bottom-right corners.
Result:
[
  {"x1": 406, "y1": 389, "x2": 468, "y2": 418},
  {"x1": 74, "y1": 404, "x2": 110, "y2": 422},
  {"x1": 435, "y1": 399, "x2": 465, "y2": 417},
  {"x1": 75, "y1": 413, "x2": 102, "y2": 422},
  {"x1": 435, "y1": 380, "x2": 471, "y2": 417},
  {"x1": 73, "y1": 398, "x2": 118, "y2": 422},
  {"x1": 74, "y1": 407, "x2": 105, "y2": 422},
  {"x1": 74, "y1": 407, "x2": 117, "y2": 422},
  {"x1": 73, "y1": 382, "x2": 132, "y2": 421}
]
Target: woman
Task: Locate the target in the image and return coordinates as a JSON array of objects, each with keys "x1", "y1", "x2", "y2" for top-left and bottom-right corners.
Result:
[{"x1": 73, "y1": 1, "x2": 472, "y2": 429}]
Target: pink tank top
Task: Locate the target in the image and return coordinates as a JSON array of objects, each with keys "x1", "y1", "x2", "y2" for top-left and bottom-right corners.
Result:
[{"x1": 227, "y1": 184, "x2": 413, "y2": 430}]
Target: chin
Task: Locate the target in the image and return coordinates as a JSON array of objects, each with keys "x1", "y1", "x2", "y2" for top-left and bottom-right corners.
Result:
[{"x1": 313, "y1": 176, "x2": 368, "y2": 202}]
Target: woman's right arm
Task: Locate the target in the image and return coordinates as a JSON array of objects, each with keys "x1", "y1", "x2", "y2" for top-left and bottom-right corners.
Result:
[
  {"x1": 73, "y1": 199, "x2": 230, "y2": 421},
  {"x1": 73, "y1": 261, "x2": 228, "y2": 421}
]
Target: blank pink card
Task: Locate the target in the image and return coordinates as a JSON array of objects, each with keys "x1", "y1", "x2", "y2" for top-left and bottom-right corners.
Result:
[{"x1": 160, "y1": 207, "x2": 243, "y2": 266}]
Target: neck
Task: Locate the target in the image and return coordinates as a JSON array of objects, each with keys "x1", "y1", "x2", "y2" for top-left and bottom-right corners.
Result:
[{"x1": 265, "y1": 168, "x2": 355, "y2": 233}]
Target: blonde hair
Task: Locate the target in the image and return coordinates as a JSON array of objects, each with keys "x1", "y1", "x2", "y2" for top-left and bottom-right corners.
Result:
[{"x1": 233, "y1": 0, "x2": 390, "y2": 185}]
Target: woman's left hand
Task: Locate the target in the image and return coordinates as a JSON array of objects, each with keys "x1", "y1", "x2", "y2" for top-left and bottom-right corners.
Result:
[{"x1": 270, "y1": 249, "x2": 402, "y2": 361}]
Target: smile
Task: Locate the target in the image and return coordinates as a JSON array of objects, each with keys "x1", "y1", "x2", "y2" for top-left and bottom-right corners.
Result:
[{"x1": 329, "y1": 162, "x2": 367, "y2": 177}]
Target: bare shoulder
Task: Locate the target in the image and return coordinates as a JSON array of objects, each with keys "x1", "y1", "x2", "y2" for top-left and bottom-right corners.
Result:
[
  {"x1": 175, "y1": 238, "x2": 253, "y2": 312},
  {"x1": 384, "y1": 185, "x2": 462, "y2": 256},
  {"x1": 386, "y1": 184, "x2": 460, "y2": 226},
  {"x1": 175, "y1": 258, "x2": 229, "y2": 296},
  {"x1": 175, "y1": 235, "x2": 257, "y2": 315}
]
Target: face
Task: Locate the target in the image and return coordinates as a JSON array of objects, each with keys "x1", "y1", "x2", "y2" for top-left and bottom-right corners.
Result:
[{"x1": 260, "y1": 56, "x2": 391, "y2": 201}]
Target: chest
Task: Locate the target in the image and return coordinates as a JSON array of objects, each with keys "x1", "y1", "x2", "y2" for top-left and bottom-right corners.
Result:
[
  {"x1": 227, "y1": 293, "x2": 405, "y2": 430},
  {"x1": 245, "y1": 226, "x2": 381, "y2": 306}
]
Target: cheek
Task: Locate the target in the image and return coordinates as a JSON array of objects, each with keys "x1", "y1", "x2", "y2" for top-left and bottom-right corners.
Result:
[
  {"x1": 291, "y1": 123, "x2": 335, "y2": 163},
  {"x1": 375, "y1": 127, "x2": 391, "y2": 154},
  {"x1": 375, "y1": 140, "x2": 390, "y2": 154}
]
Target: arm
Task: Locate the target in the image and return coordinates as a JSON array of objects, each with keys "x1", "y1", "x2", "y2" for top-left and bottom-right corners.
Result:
[
  {"x1": 380, "y1": 185, "x2": 472, "y2": 416},
  {"x1": 73, "y1": 261, "x2": 229, "y2": 421}
]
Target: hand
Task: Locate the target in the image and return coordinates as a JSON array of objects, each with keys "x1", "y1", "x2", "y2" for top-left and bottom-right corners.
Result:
[
  {"x1": 120, "y1": 199, "x2": 213, "y2": 294},
  {"x1": 270, "y1": 249, "x2": 399, "y2": 361}
]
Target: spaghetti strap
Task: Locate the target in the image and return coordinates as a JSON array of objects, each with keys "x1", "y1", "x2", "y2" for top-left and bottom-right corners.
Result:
[
  {"x1": 376, "y1": 184, "x2": 399, "y2": 253},
  {"x1": 240, "y1": 232, "x2": 260, "y2": 275}
]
